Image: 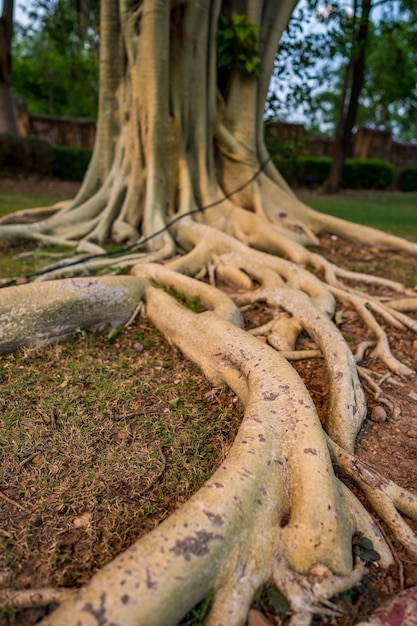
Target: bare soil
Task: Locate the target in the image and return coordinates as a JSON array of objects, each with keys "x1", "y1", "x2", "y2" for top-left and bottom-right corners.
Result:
[
  {"x1": 0, "y1": 179, "x2": 417, "y2": 625},
  {"x1": 0, "y1": 175, "x2": 80, "y2": 198}
]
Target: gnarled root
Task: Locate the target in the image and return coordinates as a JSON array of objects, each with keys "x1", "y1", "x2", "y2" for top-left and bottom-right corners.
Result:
[
  {"x1": 327, "y1": 437, "x2": 417, "y2": 558},
  {"x1": 1, "y1": 264, "x2": 413, "y2": 625},
  {"x1": 1, "y1": 208, "x2": 417, "y2": 625},
  {"x1": 0, "y1": 276, "x2": 146, "y2": 354},
  {"x1": 0, "y1": 588, "x2": 74, "y2": 610}
]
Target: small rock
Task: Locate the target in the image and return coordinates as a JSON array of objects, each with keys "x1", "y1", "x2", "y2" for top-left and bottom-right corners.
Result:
[
  {"x1": 73, "y1": 512, "x2": 92, "y2": 528},
  {"x1": 247, "y1": 609, "x2": 274, "y2": 626},
  {"x1": 406, "y1": 429, "x2": 417, "y2": 439},
  {"x1": 29, "y1": 514, "x2": 43, "y2": 527},
  {"x1": 0, "y1": 569, "x2": 12, "y2": 585},
  {"x1": 370, "y1": 406, "x2": 387, "y2": 423},
  {"x1": 392, "y1": 406, "x2": 402, "y2": 420},
  {"x1": 357, "y1": 585, "x2": 417, "y2": 626}
]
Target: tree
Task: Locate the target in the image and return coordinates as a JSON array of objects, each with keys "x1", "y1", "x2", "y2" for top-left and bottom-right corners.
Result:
[
  {"x1": 323, "y1": 0, "x2": 372, "y2": 193},
  {"x1": 360, "y1": 14, "x2": 417, "y2": 140},
  {"x1": 268, "y1": 0, "x2": 417, "y2": 158},
  {"x1": 1, "y1": 1, "x2": 417, "y2": 624},
  {"x1": 318, "y1": 0, "x2": 416, "y2": 191},
  {"x1": 0, "y1": 0, "x2": 17, "y2": 133},
  {"x1": 265, "y1": 1, "x2": 337, "y2": 128},
  {"x1": 12, "y1": 0, "x2": 99, "y2": 118}
]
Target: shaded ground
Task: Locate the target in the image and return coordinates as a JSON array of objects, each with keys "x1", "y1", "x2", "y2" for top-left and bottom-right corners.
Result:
[
  {"x1": 0, "y1": 175, "x2": 81, "y2": 199},
  {"x1": 0, "y1": 179, "x2": 417, "y2": 625}
]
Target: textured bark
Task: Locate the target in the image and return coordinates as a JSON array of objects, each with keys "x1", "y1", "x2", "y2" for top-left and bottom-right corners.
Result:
[
  {"x1": 324, "y1": 0, "x2": 372, "y2": 193},
  {"x1": 1, "y1": 1, "x2": 417, "y2": 624},
  {"x1": 0, "y1": 0, "x2": 17, "y2": 134}
]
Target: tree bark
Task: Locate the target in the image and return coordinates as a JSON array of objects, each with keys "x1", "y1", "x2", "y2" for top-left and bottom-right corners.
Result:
[
  {"x1": 324, "y1": 0, "x2": 372, "y2": 193},
  {"x1": 0, "y1": 0, "x2": 17, "y2": 134}
]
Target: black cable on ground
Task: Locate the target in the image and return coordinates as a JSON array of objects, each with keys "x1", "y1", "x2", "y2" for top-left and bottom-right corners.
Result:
[{"x1": 0, "y1": 156, "x2": 271, "y2": 288}]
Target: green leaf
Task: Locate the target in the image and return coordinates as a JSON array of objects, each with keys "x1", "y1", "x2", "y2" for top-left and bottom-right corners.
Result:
[
  {"x1": 106, "y1": 328, "x2": 120, "y2": 341},
  {"x1": 358, "y1": 536, "x2": 374, "y2": 550},
  {"x1": 235, "y1": 24, "x2": 250, "y2": 41},
  {"x1": 217, "y1": 52, "x2": 233, "y2": 68},
  {"x1": 222, "y1": 27, "x2": 235, "y2": 40},
  {"x1": 266, "y1": 587, "x2": 289, "y2": 614},
  {"x1": 168, "y1": 398, "x2": 181, "y2": 409},
  {"x1": 232, "y1": 13, "x2": 247, "y2": 25}
]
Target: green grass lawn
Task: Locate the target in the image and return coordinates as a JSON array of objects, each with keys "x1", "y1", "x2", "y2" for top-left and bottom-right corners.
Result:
[
  {"x1": 0, "y1": 192, "x2": 69, "y2": 218},
  {"x1": 300, "y1": 190, "x2": 417, "y2": 241},
  {"x1": 1, "y1": 189, "x2": 416, "y2": 239},
  {"x1": 0, "y1": 192, "x2": 75, "y2": 280}
]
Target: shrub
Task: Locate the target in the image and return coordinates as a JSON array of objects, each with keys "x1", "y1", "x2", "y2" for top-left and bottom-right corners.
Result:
[
  {"x1": 0, "y1": 133, "x2": 53, "y2": 175},
  {"x1": 52, "y1": 145, "x2": 92, "y2": 181},
  {"x1": 0, "y1": 133, "x2": 25, "y2": 169},
  {"x1": 342, "y1": 159, "x2": 395, "y2": 189},
  {"x1": 274, "y1": 156, "x2": 396, "y2": 190},
  {"x1": 397, "y1": 166, "x2": 417, "y2": 192},
  {"x1": 274, "y1": 156, "x2": 332, "y2": 188},
  {"x1": 23, "y1": 137, "x2": 54, "y2": 175}
]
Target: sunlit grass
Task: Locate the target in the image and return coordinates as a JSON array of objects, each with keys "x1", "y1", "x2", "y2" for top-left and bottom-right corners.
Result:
[
  {"x1": 301, "y1": 190, "x2": 417, "y2": 241},
  {"x1": 0, "y1": 193, "x2": 68, "y2": 218}
]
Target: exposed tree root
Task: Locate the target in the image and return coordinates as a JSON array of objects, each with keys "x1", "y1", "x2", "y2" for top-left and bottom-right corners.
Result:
[
  {"x1": 0, "y1": 588, "x2": 74, "y2": 610},
  {"x1": 0, "y1": 276, "x2": 146, "y2": 354},
  {"x1": 327, "y1": 438, "x2": 417, "y2": 559},
  {"x1": 1, "y1": 0, "x2": 417, "y2": 620},
  {"x1": 1, "y1": 156, "x2": 417, "y2": 624},
  {"x1": 1, "y1": 240, "x2": 417, "y2": 624}
]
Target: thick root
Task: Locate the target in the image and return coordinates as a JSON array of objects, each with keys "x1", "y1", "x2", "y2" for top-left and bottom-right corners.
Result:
[
  {"x1": 327, "y1": 438, "x2": 417, "y2": 559},
  {"x1": 0, "y1": 270, "x2": 390, "y2": 626},
  {"x1": 1, "y1": 183, "x2": 416, "y2": 625},
  {"x1": 0, "y1": 276, "x2": 146, "y2": 353}
]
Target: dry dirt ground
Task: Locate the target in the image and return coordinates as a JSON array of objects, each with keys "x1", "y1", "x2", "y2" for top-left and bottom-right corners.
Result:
[
  {"x1": 0, "y1": 175, "x2": 81, "y2": 198},
  {"x1": 0, "y1": 178, "x2": 417, "y2": 625}
]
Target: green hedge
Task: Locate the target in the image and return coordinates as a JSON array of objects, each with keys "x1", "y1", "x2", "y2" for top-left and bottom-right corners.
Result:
[
  {"x1": 0, "y1": 133, "x2": 92, "y2": 181},
  {"x1": 342, "y1": 159, "x2": 395, "y2": 189},
  {"x1": 0, "y1": 134, "x2": 53, "y2": 175},
  {"x1": 276, "y1": 157, "x2": 332, "y2": 188},
  {"x1": 0, "y1": 132, "x2": 414, "y2": 189},
  {"x1": 397, "y1": 166, "x2": 417, "y2": 192},
  {"x1": 52, "y1": 145, "x2": 92, "y2": 181},
  {"x1": 273, "y1": 156, "x2": 396, "y2": 190}
]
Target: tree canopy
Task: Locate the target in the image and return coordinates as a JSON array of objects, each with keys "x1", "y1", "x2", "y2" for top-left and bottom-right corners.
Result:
[
  {"x1": 12, "y1": 0, "x2": 99, "y2": 117},
  {"x1": 269, "y1": 0, "x2": 417, "y2": 141}
]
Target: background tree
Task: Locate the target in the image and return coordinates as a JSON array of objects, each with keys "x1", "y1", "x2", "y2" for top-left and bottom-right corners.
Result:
[
  {"x1": 323, "y1": 0, "x2": 372, "y2": 192},
  {"x1": 360, "y1": 11, "x2": 417, "y2": 139},
  {"x1": 267, "y1": 0, "x2": 417, "y2": 158},
  {"x1": 12, "y1": 0, "x2": 99, "y2": 117},
  {"x1": 1, "y1": 1, "x2": 417, "y2": 624},
  {"x1": 0, "y1": 0, "x2": 17, "y2": 133}
]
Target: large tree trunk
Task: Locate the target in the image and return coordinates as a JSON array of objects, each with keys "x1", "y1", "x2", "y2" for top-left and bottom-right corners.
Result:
[
  {"x1": 0, "y1": 0, "x2": 17, "y2": 134},
  {"x1": 1, "y1": 1, "x2": 417, "y2": 625}
]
